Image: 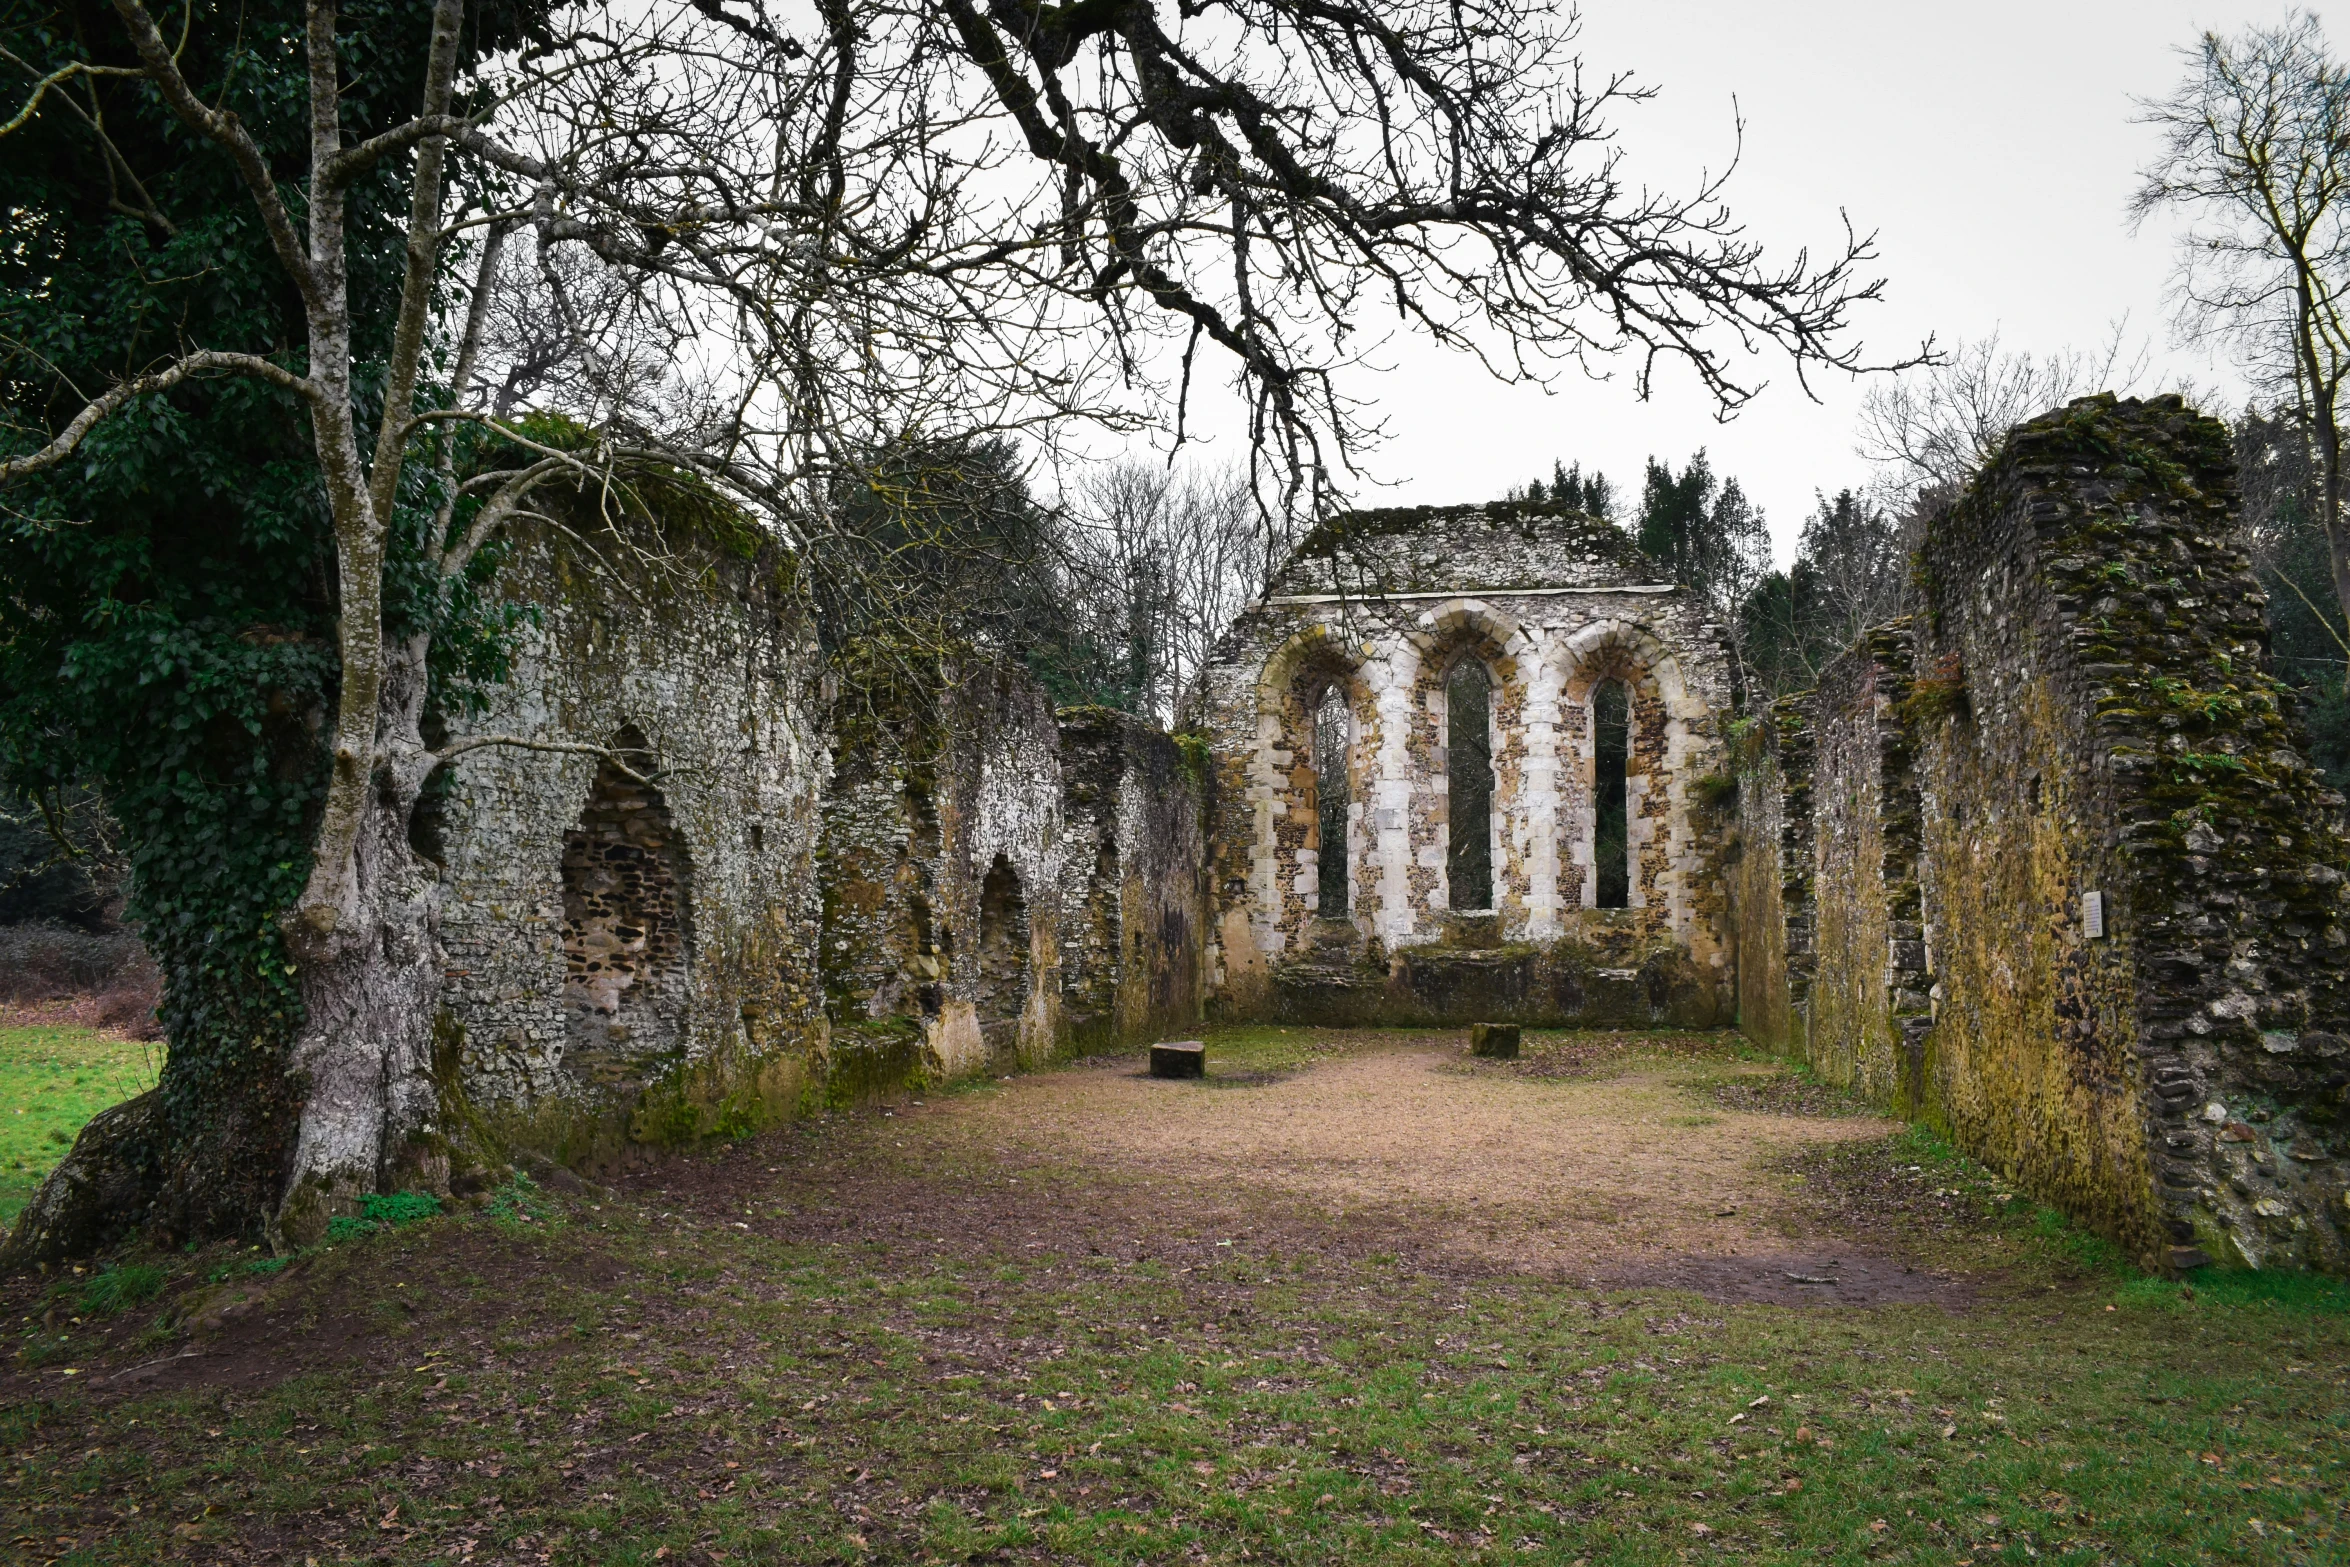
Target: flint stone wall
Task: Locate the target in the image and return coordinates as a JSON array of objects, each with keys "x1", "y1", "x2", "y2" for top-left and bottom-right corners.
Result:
[
  {"x1": 1725, "y1": 718, "x2": 1794, "y2": 1055},
  {"x1": 819, "y1": 663, "x2": 1204, "y2": 1088},
  {"x1": 1054, "y1": 709, "x2": 1208, "y2": 1049},
  {"x1": 1740, "y1": 396, "x2": 2350, "y2": 1274},
  {"x1": 1193, "y1": 503, "x2": 1735, "y2": 1028},
  {"x1": 432, "y1": 514, "x2": 827, "y2": 1159}
]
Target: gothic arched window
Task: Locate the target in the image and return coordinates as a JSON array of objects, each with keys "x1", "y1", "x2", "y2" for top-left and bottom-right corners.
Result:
[
  {"x1": 1593, "y1": 681, "x2": 1630, "y2": 908},
  {"x1": 1312, "y1": 685, "x2": 1350, "y2": 916},
  {"x1": 1446, "y1": 659, "x2": 1494, "y2": 911}
]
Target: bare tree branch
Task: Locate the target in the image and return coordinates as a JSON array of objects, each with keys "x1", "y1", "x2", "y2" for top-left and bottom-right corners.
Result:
[
  {"x1": 2135, "y1": 12, "x2": 2350, "y2": 622},
  {"x1": 0, "y1": 351, "x2": 319, "y2": 483}
]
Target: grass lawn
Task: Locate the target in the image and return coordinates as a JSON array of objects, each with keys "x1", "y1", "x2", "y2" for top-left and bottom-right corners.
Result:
[
  {"x1": 1, "y1": 1027, "x2": 2344, "y2": 1565},
  {"x1": 0, "y1": 1022, "x2": 159, "y2": 1227}
]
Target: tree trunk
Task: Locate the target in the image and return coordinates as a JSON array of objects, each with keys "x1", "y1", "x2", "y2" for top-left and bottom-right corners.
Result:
[
  {"x1": 272, "y1": 636, "x2": 449, "y2": 1248},
  {"x1": 2319, "y1": 414, "x2": 2350, "y2": 644}
]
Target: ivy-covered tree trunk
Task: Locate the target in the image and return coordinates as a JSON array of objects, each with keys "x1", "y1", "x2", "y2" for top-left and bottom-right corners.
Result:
[{"x1": 274, "y1": 636, "x2": 448, "y2": 1246}]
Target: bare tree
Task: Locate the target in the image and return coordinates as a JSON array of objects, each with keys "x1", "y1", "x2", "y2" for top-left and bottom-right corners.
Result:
[
  {"x1": 1066, "y1": 459, "x2": 1272, "y2": 722},
  {"x1": 3, "y1": 0, "x2": 1915, "y2": 1244},
  {"x1": 1856, "y1": 327, "x2": 2148, "y2": 506},
  {"x1": 2135, "y1": 12, "x2": 2350, "y2": 622},
  {"x1": 1693, "y1": 475, "x2": 1774, "y2": 701}
]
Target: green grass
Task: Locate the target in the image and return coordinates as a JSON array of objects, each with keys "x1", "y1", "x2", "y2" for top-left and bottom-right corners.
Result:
[
  {"x1": 74, "y1": 1263, "x2": 166, "y2": 1317},
  {"x1": 4, "y1": 1030, "x2": 2345, "y2": 1563},
  {"x1": 10, "y1": 1197, "x2": 2343, "y2": 1565},
  {"x1": 1197, "y1": 1022, "x2": 1414, "y2": 1078},
  {"x1": 324, "y1": 1189, "x2": 447, "y2": 1244},
  {"x1": 0, "y1": 1023, "x2": 159, "y2": 1226}
]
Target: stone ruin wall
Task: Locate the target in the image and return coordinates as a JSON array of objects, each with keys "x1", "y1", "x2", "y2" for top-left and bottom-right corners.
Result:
[
  {"x1": 438, "y1": 538, "x2": 1206, "y2": 1166},
  {"x1": 1055, "y1": 709, "x2": 1209, "y2": 1050},
  {"x1": 1799, "y1": 622, "x2": 1935, "y2": 1115},
  {"x1": 423, "y1": 396, "x2": 2347, "y2": 1277},
  {"x1": 818, "y1": 663, "x2": 1206, "y2": 1094},
  {"x1": 1738, "y1": 396, "x2": 2350, "y2": 1274},
  {"x1": 432, "y1": 513, "x2": 828, "y2": 1162},
  {"x1": 1194, "y1": 504, "x2": 1736, "y2": 1028},
  {"x1": 1725, "y1": 709, "x2": 1795, "y2": 1054}
]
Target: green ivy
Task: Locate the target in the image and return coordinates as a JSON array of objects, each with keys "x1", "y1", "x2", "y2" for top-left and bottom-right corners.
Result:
[
  {"x1": 0, "y1": 0, "x2": 553, "y2": 1239},
  {"x1": 323, "y1": 1188, "x2": 443, "y2": 1242}
]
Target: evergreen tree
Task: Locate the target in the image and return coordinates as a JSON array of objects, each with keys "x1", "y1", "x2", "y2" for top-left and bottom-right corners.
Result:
[
  {"x1": 825, "y1": 438, "x2": 1126, "y2": 710},
  {"x1": 1630, "y1": 452, "x2": 1782, "y2": 705},
  {"x1": 1506, "y1": 459, "x2": 1618, "y2": 522},
  {"x1": 1794, "y1": 488, "x2": 1906, "y2": 652},
  {"x1": 1637, "y1": 453, "x2": 1716, "y2": 578}
]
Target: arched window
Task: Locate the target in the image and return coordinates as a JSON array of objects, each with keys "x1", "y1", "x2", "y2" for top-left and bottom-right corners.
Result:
[
  {"x1": 1446, "y1": 659, "x2": 1494, "y2": 911},
  {"x1": 1593, "y1": 681, "x2": 1630, "y2": 908},
  {"x1": 1312, "y1": 685, "x2": 1350, "y2": 916}
]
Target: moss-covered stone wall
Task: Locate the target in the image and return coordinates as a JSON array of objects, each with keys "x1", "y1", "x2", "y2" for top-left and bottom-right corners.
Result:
[
  {"x1": 1054, "y1": 709, "x2": 1208, "y2": 1050},
  {"x1": 1796, "y1": 622, "x2": 1935, "y2": 1114},
  {"x1": 818, "y1": 662, "x2": 1205, "y2": 1092},
  {"x1": 1910, "y1": 395, "x2": 2347, "y2": 1272},
  {"x1": 1742, "y1": 395, "x2": 2350, "y2": 1274},
  {"x1": 433, "y1": 513, "x2": 826, "y2": 1166},
  {"x1": 819, "y1": 660, "x2": 1063, "y2": 1088},
  {"x1": 1726, "y1": 721, "x2": 1793, "y2": 1053}
]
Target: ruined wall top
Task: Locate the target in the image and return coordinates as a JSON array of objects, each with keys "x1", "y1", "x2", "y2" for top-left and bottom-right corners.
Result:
[{"x1": 1266, "y1": 502, "x2": 1667, "y2": 601}]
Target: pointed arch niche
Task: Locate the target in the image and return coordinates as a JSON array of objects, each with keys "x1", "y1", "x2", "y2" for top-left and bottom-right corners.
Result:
[{"x1": 560, "y1": 726, "x2": 694, "y2": 1084}]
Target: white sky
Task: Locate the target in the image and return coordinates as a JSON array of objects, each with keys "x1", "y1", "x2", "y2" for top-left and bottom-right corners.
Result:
[{"x1": 1180, "y1": 0, "x2": 2329, "y2": 564}]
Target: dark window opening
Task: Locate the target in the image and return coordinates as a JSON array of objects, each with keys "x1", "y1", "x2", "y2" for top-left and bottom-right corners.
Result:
[
  {"x1": 1313, "y1": 685, "x2": 1350, "y2": 916},
  {"x1": 908, "y1": 892, "x2": 935, "y2": 956},
  {"x1": 1446, "y1": 659, "x2": 1494, "y2": 911},
  {"x1": 1594, "y1": 681, "x2": 1630, "y2": 908}
]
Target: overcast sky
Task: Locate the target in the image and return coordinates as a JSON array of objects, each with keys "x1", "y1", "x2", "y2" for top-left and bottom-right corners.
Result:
[{"x1": 1248, "y1": 1, "x2": 2326, "y2": 563}]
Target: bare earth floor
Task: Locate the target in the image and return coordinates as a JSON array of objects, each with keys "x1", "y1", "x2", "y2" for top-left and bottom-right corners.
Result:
[
  {"x1": 827, "y1": 1032, "x2": 1954, "y2": 1306},
  {"x1": 2, "y1": 1027, "x2": 2344, "y2": 1566}
]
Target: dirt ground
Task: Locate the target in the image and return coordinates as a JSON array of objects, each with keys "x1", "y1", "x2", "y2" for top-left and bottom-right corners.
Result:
[
  {"x1": 2, "y1": 1028, "x2": 1965, "y2": 1414},
  {"x1": 632, "y1": 1029, "x2": 1968, "y2": 1311}
]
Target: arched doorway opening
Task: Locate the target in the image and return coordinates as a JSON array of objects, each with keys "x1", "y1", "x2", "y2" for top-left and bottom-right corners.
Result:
[
  {"x1": 1592, "y1": 680, "x2": 1630, "y2": 908},
  {"x1": 1446, "y1": 658, "x2": 1495, "y2": 911}
]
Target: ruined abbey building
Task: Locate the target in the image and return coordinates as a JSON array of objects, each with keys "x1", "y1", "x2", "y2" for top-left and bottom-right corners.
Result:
[
  {"x1": 96, "y1": 394, "x2": 2333, "y2": 1280},
  {"x1": 1192, "y1": 504, "x2": 1735, "y2": 1030},
  {"x1": 422, "y1": 516, "x2": 1206, "y2": 1168}
]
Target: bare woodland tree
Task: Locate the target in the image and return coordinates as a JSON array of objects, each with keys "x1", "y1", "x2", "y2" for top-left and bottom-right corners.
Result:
[
  {"x1": 2135, "y1": 12, "x2": 2350, "y2": 623},
  {"x1": 3, "y1": 0, "x2": 1913, "y2": 1243},
  {"x1": 1797, "y1": 488, "x2": 1906, "y2": 655},
  {"x1": 1855, "y1": 327, "x2": 2148, "y2": 507},
  {"x1": 1065, "y1": 460, "x2": 1275, "y2": 722}
]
